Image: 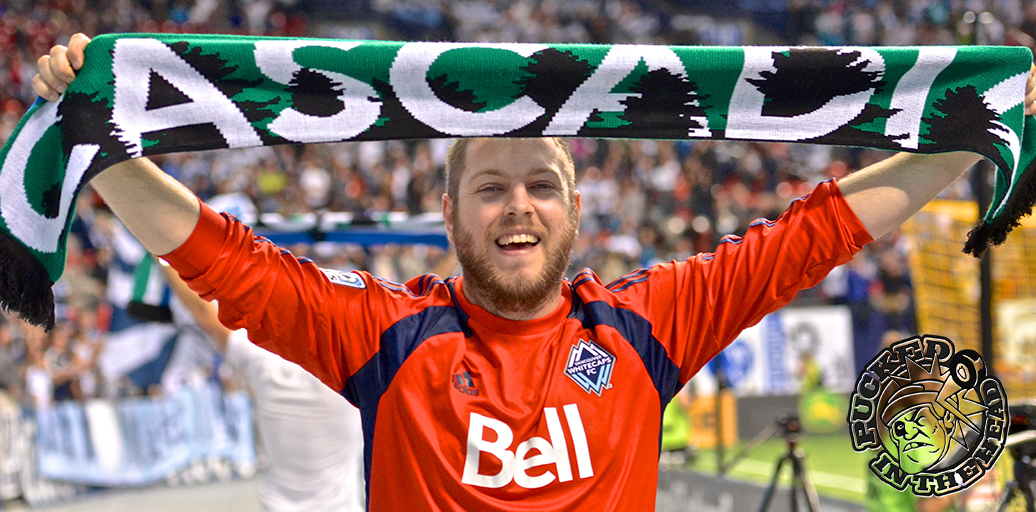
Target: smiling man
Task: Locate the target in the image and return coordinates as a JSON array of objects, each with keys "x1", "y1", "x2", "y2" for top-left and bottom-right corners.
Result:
[
  {"x1": 444, "y1": 138, "x2": 580, "y2": 320},
  {"x1": 33, "y1": 34, "x2": 1036, "y2": 511}
]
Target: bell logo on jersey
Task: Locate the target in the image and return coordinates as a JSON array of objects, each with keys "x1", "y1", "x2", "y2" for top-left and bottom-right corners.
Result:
[{"x1": 462, "y1": 404, "x2": 593, "y2": 489}]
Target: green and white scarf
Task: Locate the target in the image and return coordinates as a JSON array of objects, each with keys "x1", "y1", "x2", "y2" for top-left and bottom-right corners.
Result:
[{"x1": 1, "y1": 33, "x2": 1034, "y2": 329}]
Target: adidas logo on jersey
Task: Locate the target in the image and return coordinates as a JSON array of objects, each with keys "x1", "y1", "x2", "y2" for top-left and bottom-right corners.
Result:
[
  {"x1": 462, "y1": 404, "x2": 592, "y2": 489},
  {"x1": 452, "y1": 371, "x2": 480, "y2": 396}
]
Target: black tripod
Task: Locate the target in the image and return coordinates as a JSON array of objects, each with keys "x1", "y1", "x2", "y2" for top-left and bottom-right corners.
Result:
[
  {"x1": 723, "y1": 414, "x2": 822, "y2": 512},
  {"x1": 995, "y1": 430, "x2": 1036, "y2": 512}
]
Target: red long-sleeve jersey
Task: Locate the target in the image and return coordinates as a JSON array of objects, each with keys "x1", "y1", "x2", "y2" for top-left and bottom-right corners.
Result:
[{"x1": 163, "y1": 180, "x2": 871, "y2": 511}]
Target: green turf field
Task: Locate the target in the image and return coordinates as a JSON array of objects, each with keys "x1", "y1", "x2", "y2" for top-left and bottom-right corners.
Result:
[{"x1": 683, "y1": 431, "x2": 871, "y2": 504}]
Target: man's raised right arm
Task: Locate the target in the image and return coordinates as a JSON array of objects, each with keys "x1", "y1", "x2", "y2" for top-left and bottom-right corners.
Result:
[
  {"x1": 34, "y1": 34, "x2": 379, "y2": 391},
  {"x1": 34, "y1": 34, "x2": 200, "y2": 257}
]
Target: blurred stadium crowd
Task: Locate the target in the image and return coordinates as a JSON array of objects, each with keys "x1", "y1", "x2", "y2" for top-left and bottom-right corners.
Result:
[{"x1": 0, "y1": 0, "x2": 1030, "y2": 410}]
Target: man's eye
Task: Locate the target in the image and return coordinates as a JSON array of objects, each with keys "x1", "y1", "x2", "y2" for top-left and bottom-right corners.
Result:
[{"x1": 894, "y1": 422, "x2": 906, "y2": 437}]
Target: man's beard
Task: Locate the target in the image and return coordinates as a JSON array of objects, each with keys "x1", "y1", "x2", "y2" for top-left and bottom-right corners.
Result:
[{"x1": 453, "y1": 215, "x2": 577, "y2": 317}]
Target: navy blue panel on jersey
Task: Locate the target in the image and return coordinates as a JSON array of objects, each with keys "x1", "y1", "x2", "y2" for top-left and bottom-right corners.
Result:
[
  {"x1": 342, "y1": 305, "x2": 465, "y2": 486},
  {"x1": 344, "y1": 305, "x2": 464, "y2": 407}
]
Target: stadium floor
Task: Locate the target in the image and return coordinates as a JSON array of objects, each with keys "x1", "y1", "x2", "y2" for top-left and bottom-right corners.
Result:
[{"x1": 6, "y1": 478, "x2": 261, "y2": 512}]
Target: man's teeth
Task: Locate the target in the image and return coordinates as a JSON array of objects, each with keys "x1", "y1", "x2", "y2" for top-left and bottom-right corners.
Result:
[{"x1": 498, "y1": 234, "x2": 540, "y2": 246}]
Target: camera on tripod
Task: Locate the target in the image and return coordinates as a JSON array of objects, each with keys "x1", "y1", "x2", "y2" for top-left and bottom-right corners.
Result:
[
  {"x1": 1009, "y1": 400, "x2": 1036, "y2": 458},
  {"x1": 720, "y1": 411, "x2": 821, "y2": 511},
  {"x1": 776, "y1": 414, "x2": 801, "y2": 437}
]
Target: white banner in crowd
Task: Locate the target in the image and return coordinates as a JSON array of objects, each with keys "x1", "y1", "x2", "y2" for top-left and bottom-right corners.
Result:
[
  {"x1": 997, "y1": 298, "x2": 1036, "y2": 375},
  {"x1": 0, "y1": 400, "x2": 86, "y2": 508},
  {"x1": 691, "y1": 306, "x2": 856, "y2": 396},
  {"x1": 34, "y1": 383, "x2": 255, "y2": 487}
]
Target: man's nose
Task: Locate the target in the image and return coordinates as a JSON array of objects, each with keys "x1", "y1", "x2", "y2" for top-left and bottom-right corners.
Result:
[{"x1": 504, "y1": 185, "x2": 532, "y2": 216}]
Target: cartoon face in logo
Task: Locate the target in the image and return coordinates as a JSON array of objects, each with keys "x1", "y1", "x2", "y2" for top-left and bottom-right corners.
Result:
[
  {"x1": 848, "y1": 335, "x2": 1010, "y2": 496},
  {"x1": 887, "y1": 405, "x2": 950, "y2": 474}
]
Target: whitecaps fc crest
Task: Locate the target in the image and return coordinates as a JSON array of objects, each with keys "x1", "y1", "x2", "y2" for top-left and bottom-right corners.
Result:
[{"x1": 565, "y1": 340, "x2": 615, "y2": 396}]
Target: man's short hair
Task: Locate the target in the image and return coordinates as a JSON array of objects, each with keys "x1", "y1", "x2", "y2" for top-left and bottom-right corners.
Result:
[{"x1": 444, "y1": 138, "x2": 577, "y2": 203}]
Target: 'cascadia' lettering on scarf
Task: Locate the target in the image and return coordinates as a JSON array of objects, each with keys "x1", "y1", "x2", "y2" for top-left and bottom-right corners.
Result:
[
  {"x1": 3, "y1": 40, "x2": 1023, "y2": 262},
  {"x1": 96, "y1": 40, "x2": 985, "y2": 152},
  {"x1": 0, "y1": 101, "x2": 99, "y2": 255}
]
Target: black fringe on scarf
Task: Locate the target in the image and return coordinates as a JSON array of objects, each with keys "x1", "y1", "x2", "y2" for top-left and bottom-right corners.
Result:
[
  {"x1": 965, "y1": 156, "x2": 1036, "y2": 257},
  {"x1": 0, "y1": 231, "x2": 55, "y2": 331}
]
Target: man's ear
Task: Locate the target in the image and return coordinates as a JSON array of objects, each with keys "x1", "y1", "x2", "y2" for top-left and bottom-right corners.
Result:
[
  {"x1": 573, "y1": 189, "x2": 582, "y2": 231},
  {"x1": 443, "y1": 193, "x2": 454, "y2": 244}
]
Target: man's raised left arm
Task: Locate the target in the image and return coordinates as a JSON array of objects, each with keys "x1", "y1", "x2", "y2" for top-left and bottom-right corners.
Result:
[{"x1": 838, "y1": 64, "x2": 1036, "y2": 240}]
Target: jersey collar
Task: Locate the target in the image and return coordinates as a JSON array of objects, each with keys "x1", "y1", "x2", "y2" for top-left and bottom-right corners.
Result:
[{"x1": 452, "y1": 276, "x2": 572, "y2": 337}]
